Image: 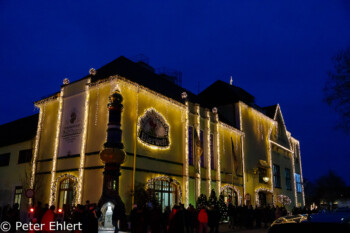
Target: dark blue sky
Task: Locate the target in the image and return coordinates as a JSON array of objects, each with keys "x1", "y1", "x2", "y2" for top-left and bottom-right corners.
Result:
[{"x1": 1, "y1": 0, "x2": 350, "y2": 184}]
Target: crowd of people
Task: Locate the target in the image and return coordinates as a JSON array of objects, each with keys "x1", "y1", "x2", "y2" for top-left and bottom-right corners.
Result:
[
  {"x1": 0, "y1": 201, "x2": 313, "y2": 233},
  {"x1": 0, "y1": 203, "x2": 20, "y2": 232}
]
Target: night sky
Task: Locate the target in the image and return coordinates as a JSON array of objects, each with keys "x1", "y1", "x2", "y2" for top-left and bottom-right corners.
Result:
[{"x1": 1, "y1": 1, "x2": 350, "y2": 185}]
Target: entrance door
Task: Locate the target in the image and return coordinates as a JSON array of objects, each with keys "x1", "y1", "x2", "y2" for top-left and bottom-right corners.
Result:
[
  {"x1": 58, "y1": 178, "x2": 75, "y2": 213},
  {"x1": 258, "y1": 191, "x2": 267, "y2": 207}
]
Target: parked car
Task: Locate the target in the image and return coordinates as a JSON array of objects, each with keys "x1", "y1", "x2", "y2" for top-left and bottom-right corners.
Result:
[{"x1": 268, "y1": 209, "x2": 350, "y2": 233}]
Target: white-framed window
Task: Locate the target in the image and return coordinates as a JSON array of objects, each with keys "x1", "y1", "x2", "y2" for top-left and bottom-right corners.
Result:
[{"x1": 295, "y1": 173, "x2": 302, "y2": 193}]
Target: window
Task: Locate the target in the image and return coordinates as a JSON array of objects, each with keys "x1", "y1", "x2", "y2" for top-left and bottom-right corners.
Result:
[
  {"x1": 200, "y1": 130, "x2": 204, "y2": 167},
  {"x1": 285, "y1": 168, "x2": 291, "y2": 190},
  {"x1": 221, "y1": 187, "x2": 238, "y2": 206},
  {"x1": 18, "y1": 149, "x2": 32, "y2": 164},
  {"x1": 58, "y1": 178, "x2": 75, "y2": 212},
  {"x1": 273, "y1": 164, "x2": 281, "y2": 188},
  {"x1": 295, "y1": 147, "x2": 300, "y2": 164},
  {"x1": 14, "y1": 186, "x2": 22, "y2": 206},
  {"x1": 148, "y1": 179, "x2": 178, "y2": 211},
  {"x1": 210, "y1": 134, "x2": 214, "y2": 169},
  {"x1": 188, "y1": 126, "x2": 194, "y2": 165},
  {"x1": 295, "y1": 173, "x2": 302, "y2": 193},
  {"x1": 259, "y1": 167, "x2": 267, "y2": 183},
  {"x1": 0, "y1": 153, "x2": 10, "y2": 167}
]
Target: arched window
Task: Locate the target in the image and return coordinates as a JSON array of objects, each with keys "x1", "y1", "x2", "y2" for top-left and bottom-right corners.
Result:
[
  {"x1": 148, "y1": 179, "x2": 178, "y2": 211},
  {"x1": 58, "y1": 178, "x2": 75, "y2": 212},
  {"x1": 221, "y1": 186, "x2": 238, "y2": 206}
]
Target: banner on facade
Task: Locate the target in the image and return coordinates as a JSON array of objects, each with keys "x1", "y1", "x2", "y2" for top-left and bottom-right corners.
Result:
[{"x1": 58, "y1": 92, "x2": 86, "y2": 157}]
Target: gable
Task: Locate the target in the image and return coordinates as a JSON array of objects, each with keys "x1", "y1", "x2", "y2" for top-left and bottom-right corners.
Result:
[{"x1": 274, "y1": 105, "x2": 291, "y2": 149}]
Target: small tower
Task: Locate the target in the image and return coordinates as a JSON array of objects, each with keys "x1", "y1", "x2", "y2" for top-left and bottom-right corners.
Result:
[{"x1": 98, "y1": 87, "x2": 127, "y2": 232}]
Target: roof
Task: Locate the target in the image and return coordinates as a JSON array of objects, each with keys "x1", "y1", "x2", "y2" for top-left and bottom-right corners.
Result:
[
  {"x1": 198, "y1": 80, "x2": 255, "y2": 108},
  {"x1": 35, "y1": 56, "x2": 279, "y2": 130},
  {"x1": 0, "y1": 114, "x2": 38, "y2": 147},
  {"x1": 88, "y1": 56, "x2": 200, "y2": 104},
  {"x1": 263, "y1": 105, "x2": 278, "y2": 119}
]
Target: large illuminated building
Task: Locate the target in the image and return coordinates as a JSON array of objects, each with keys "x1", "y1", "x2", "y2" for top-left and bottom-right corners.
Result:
[{"x1": 0, "y1": 56, "x2": 304, "y2": 214}]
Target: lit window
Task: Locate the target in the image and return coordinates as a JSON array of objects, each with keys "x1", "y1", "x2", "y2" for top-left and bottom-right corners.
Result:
[
  {"x1": 273, "y1": 164, "x2": 281, "y2": 188},
  {"x1": 58, "y1": 178, "x2": 75, "y2": 213},
  {"x1": 14, "y1": 186, "x2": 22, "y2": 206},
  {"x1": 148, "y1": 179, "x2": 178, "y2": 211},
  {"x1": 295, "y1": 173, "x2": 302, "y2": 193},
  {"x1": 221, "y1": 187, "x2": 238, "y2": 206}
]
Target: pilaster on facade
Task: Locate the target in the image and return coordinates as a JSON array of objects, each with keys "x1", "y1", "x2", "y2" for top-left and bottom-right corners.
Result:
[
  {"x1": 29, "y1": 103, "x2": 45, "y2": 206},
  {"x1": 49, "y1": 87, "x2": 64, "y2": 206},
  {"x1": 183, "y1": 100, "x2": 189, "y2": 207},
  {"x1": 267, "y1": 123, "x2": 275, "y2": 206},
  {"x1": 297, "y1": 141, "x2": 305, "y2": 206},
  {"x1": 77, "y1": 82, "x2": 90, "y2": 204},
  {"x1": 205, "y1": 109, "x2": 211, "y2": 196},
  {"x1": 240, "y1": 134, "x2": 245, "y2": 204},
  {"x1": 194, "y1": 103, "x2": 201, "y2": 200},
  {"x1": 213, "y1": 109, "x2": 221, "y2": 196}
]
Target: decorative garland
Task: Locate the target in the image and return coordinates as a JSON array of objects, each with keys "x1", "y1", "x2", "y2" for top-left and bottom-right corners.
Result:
[
  {"x1": 145, "y1": 176, "x2": 182, "y2": 204},
  {"x1": 276, "y1": 194, "x2": 292, "y2": 206},
  {"x1": 51, "y1": 174, "x2": 78, "y2": 206},
  {"x1": 220, "y1": 184, "x2": 242, "y2": 206}
]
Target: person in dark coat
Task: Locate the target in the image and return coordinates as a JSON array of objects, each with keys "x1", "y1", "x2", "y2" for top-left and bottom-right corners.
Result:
[
  {"x1": 82, "y1": 204, "x2": 98, "y2": 233},
  {"x1": 186, "y1": 204, "x2": 195, "y2": 233},
  {"x1": 129, "y1": 205, "x2": 137, "y2": 233},
  {"x1": 173, "y1": 205, "x2": 185, "y2": 233},
  {"x1": 8, "y1": 203, "x2": 20, "y2": 233},
  {"x1": 150, "y1": 205, "x2": 162, "y2": 233}
]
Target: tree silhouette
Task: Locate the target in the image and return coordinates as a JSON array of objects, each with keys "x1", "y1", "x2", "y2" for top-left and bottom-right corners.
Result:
[
  {"x1": 324, "y1": 47, "x2": 350, "y2": 133},
  {"x1": 315, "y1": 170, "x2": 346, "y2": 207}
]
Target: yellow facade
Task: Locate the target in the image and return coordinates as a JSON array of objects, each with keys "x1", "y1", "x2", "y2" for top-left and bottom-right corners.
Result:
[{"x1": 25, "y1": 58, "x2": 304, "y2": 213}]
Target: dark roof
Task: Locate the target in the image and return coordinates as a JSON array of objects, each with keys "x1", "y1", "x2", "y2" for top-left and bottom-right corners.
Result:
[
  {"x1": 89, "y1": 56, "x2": 199, "y2": 104},
  {"x1": 0, "y1": 114, "x2": 38, "y2": 147},
  {"x1": 262, "y1": 105, "x2": 278, "y2": 119},
  {"x1": 198, "y1": 80, "x2": 255, "y2": 108}
]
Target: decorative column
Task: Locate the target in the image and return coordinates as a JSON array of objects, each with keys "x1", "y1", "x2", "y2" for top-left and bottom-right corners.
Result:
[
  {"x1": 182, "y1": 92, "x2": 189, "y2": 207},
  {"x1": 194, "y1": 104, "x2": 201, "y2": 200},
  {"x1": 49, "y1": 88, "x2": 64, "y2": 206},
  {"x1": 298, "y1": 142, "x2": 305, "y2": 206},
  {"x1": 213, "y1": 107, "x2": 221, "y2": 195},
  {"x1": 205, "y1": 109, "x2": 211, "y2": 196},
  {"x1": 98, "y1": 87, "x2": 127, "y2": 233}
]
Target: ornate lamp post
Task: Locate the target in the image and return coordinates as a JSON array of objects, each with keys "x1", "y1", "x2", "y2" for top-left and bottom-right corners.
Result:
[{"x1": 98, "y1": 87, "x2": 127, "y2": 233}]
